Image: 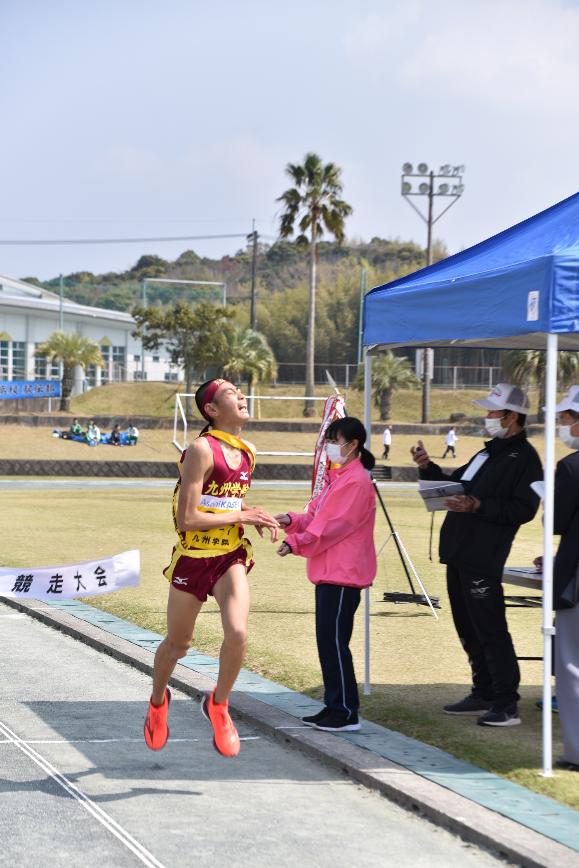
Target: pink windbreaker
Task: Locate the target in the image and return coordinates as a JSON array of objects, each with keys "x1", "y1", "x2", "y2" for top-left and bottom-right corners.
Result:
[{"x1": 285, "y1": 457, "x2": 377, "y2": 588}]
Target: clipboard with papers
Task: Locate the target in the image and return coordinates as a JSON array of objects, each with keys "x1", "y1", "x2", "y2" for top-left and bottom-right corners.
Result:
[{"x1": 418, "y1": 480, "x2": 466, "y2": 512}]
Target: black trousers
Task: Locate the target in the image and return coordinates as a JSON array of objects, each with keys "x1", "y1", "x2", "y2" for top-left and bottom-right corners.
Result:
[
  {"x1": 315, "y1": 583, "x2": 361, "y2": 719},
  {"x1": 442, "y1": 445, "x2": 456, "y2": 458},
  {"x1": 382, "y1": 445, "x2": 390, "y2": 459},
  {"x1": 447, "y1": 563, "x2": 520, "y2": 707}
]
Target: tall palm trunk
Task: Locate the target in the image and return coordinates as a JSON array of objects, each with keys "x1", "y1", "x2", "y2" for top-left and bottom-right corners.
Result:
[
  {"x1": 304, "y1": 225, "x2": 317, "y2": 417},
  {"x1": 379, "y1": 387, "x2": 392, "y2": 421},
  {"x1": 60, "y1": 363, "x2": 74, "y2": 412}
]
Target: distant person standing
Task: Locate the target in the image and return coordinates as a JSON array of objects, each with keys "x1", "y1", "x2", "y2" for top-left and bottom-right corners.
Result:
[
  {"x1": 382, "y1": 426, "x2": 392, "y2": 460},
  {"x1": 442, "y1": 427, "x2": 457, "y2": 459}
]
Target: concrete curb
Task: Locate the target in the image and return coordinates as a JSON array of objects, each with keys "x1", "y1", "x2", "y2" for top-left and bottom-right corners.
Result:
[{"x1": 3, "y1": 594, "x2": 578, "y2": 868}]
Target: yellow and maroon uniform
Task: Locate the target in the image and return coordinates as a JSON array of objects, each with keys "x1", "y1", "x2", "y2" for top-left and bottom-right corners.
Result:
[{"x1": 163, "y1": 432, "x2": 255, "y2": 601}]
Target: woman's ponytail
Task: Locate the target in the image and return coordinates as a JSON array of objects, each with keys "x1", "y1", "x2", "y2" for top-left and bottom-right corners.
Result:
[
  {"x1": 360, "y1": 446, "x2": 375, "y2": 471},
  {"x1": 325, "y1": 416, "x2": 375, "y2": 470}
]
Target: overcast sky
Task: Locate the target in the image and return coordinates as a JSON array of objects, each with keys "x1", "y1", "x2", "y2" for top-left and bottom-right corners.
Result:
[{"x1": 1, "y1": 0, "x2": 578, "y2": 281}]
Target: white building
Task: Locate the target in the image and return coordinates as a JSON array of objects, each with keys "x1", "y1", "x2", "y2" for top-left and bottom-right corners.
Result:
[{"x1": 0, "y1": 274, "x2": 182, "y2": 391}]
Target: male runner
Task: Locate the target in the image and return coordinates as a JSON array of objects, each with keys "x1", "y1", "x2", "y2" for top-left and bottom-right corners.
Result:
[{"x1": 144, "y1": 378, "x2": 279, "y2": 757}]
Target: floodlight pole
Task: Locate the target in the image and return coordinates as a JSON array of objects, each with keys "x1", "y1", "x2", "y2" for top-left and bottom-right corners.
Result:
[
  {"x1": 422, "y1": 174, "x2": 435, "y2": 423},
  {"x1": 401, "y1": 163, "x2": 464, "y2": 422}
]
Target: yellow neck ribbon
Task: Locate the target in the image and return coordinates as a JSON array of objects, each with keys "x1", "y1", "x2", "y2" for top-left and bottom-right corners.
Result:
[{"x1": 200, "y1": 428, "x2": 256, "y2": 471}]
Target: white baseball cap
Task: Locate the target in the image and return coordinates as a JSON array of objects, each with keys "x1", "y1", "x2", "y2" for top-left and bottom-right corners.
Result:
[
  {"x1": 474, "y1": 383, "x2": 530, "y2": 415},
  {"x1": 554, "y1": 385, "x2": 579, "y2": 413}
]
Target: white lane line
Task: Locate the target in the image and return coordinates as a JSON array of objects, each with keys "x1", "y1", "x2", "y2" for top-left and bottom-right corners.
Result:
[{"x1": 0, "y1": 719, "x2": 167, "y2": 868}]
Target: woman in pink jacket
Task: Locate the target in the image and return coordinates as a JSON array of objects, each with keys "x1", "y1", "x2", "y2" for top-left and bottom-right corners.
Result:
[{"x1": 276, "y1": 417, "x2": 376, "y2": 732}]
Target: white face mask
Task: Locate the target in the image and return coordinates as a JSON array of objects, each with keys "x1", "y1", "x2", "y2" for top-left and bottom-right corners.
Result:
[
  {"x1": 558, "y1": 425, "x2": 579, "y2": 450},
  {"x1": 326, "y1": 442, "x2": 352, "y2": 464},
  {"x1": 484, "y1": 416, "x2": 508, "y2": 439}
]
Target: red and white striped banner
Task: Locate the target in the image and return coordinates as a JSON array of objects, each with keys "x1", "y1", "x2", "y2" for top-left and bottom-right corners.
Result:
[{"x1": 311, "y1": 394, "x2": 346, "y2": 498}]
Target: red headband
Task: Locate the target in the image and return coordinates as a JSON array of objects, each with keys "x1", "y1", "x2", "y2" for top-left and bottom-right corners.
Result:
[{"x1": 198, "y1": 379, "x2": 226, "y2": 421}]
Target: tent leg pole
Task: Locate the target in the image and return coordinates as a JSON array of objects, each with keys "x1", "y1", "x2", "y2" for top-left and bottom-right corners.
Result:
[
  {"x1": 541, "y1": 332, "x2": 557, "y2": 777},
  {"x1": 364, "y1": 351, "x2": 372, "y2": 695}
]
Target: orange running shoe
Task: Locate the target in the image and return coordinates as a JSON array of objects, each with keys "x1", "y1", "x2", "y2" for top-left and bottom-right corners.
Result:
[
  {"x1": 201, "y1": 690, "x2": 240, "y2": 757},
  {"x1": 144, "y1": 688, "x2": 171, "y2": 750}
]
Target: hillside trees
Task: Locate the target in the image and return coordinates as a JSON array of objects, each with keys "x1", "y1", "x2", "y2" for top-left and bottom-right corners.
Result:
[{"x1": 132, "y1": 301, "x2": 236, "y2": 418}]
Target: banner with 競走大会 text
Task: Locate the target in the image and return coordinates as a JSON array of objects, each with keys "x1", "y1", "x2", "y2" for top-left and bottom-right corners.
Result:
[{"x1": 0, "y1": 550, "x2": 140, "y2": 600}]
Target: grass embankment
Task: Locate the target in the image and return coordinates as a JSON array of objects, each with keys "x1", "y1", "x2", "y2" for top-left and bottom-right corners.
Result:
[
  {"x1": 0, "y1": 424, "x2": 571, "y2": 466},
  {"x1": 63, "y1": 381, "x2": 535, "y2": 423},
  {"x1": 1, "y1": 486, "x2": 577, "y2": 809}
]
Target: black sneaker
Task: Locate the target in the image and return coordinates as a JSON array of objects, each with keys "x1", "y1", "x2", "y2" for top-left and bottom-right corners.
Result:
[
  {"x1": 477, "y1": 704, "x2": 521, "y2": 727},
  {"x1": 443, "y1": 695, "x2": 492, "y2": 715},
  {"x1": 313, "y1": 711, "x2": 361, "y2": 732},
  {"x1": 302, "y1": 708, "x2": 330, "y2": 727}
]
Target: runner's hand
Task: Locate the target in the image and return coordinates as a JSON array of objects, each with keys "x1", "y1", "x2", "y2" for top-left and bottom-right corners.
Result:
[
  {"x1": 242, "y1": 507, "x2": 280, "y2": 529},
  {"x1": 275, "y1": 513, "x2": 291, "y2": 528},
  {"x1": 533, "y1": 555, "x2": 543, "y2": 571},
  {"x1": 255, "y1": 524, "x2": 280, "y2": 542},
  {"x1": 277, "y1": 542, "x2": 292, "y2": 557}
]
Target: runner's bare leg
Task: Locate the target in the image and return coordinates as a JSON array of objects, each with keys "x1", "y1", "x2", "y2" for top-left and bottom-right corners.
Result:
[
  {"x1": 212, "y1": 564, "x2": 250, "y2": 704},
  {"x1": 151, "y1": 585, "x2": 203, "y2": 705}
]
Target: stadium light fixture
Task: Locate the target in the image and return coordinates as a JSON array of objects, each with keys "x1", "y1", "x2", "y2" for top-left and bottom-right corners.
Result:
[{"x1": 399, "y1": 160, "x2": 466, "y2": 422}]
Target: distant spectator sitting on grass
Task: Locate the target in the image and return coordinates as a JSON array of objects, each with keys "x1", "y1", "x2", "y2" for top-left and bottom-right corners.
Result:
[
  {"x1": 110, "y1": 424, "x2": 122, "y2": 445},
  {"x1": 69, "y1": 418, "x2": 83, "y2": 436},
  {"x1": 127, "y1": 423, "x2": 139, "y2": 445},
  {"x1": 86, "y1": 420, "x2": 101, "y2": 446}
]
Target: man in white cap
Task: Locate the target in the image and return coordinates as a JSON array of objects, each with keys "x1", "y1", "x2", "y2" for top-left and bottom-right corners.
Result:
[
  {"x1": 535, "y1": 385, "x2": 579, "y2": 770},
  {"x1": 411, "y1": 383, "x2": 542, "y2": 727}
]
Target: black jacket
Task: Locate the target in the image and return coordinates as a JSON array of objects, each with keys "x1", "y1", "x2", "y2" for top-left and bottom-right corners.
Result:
[
  {"x1": 554, "y1": 450, "x2": 579, "y2": 610},
  {"x1": 420, "y1": 431, "x2": 543, "y2": 578}
]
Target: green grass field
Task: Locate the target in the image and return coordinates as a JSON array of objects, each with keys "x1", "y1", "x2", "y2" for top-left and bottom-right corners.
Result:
[
  {"x1": 0, "y1": 423, "x2": 571, "y2": 468},
  {"x1": 1, "y1": 484, "x2": 577, "y2": 809},
  {"x1": 63, "y1": 381, "x2": 545, "y2": 424}
]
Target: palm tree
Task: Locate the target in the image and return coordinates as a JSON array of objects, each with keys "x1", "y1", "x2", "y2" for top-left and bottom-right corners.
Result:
[
  {"x1": 360, "y1": 352, "x2": 419, "y2": 421},
  {"x1": 502, "y1": 350, "x2": 579, "y2": 421},
  {"x1": 277, "y1": 153, "x2": 352, "y2": 416},
  {"x1": 36, "y1": 332, "x2": 102, "y2": 411},
  {"x1": 223, "y1": 327, "x2": 277, "y2": 396}
]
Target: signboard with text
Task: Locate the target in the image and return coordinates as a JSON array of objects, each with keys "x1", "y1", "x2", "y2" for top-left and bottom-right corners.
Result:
[
  {"x1": 0, "y1": 550, "x2": 140, "y2": 599},
  {"x1": 0, "y1": 380, "x2": 61, "y2": 400}
]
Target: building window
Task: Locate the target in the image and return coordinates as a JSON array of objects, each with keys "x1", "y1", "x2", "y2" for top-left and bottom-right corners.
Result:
[
  {"x1": 0, "y1": 341, "x2": 9, "y2": 379},
  {"x1": 86, "y1": 364, "x2": 97, "y2": 387},
  {"x1": 152, "y1": 355, "x2": 160, "y2": 363},
  {"x1": 11, "y1": 342, "x2": 26, "y2": 379},
  {"x1": 134, "y1": 371, "x2": 147, "y2": 381},
  {"x1": 164, "y1": 372, "x2": 179, "y2": 382},
  {"x1": 112, "y1": 346, "x2": 126, "y2": 381},
  {"x1": 35, "y1": 345, "x2": 59, "y2": 380},
  {"x1": 100, "y1": 345, "x2": 111, "y2": 384},
  {"x1": 133, "y1": 354, "x2": 141, "y2": 363}
]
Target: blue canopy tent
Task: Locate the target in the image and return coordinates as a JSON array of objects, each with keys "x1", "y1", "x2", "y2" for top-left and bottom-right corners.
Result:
[{"x1": 362, "y1": 192, "x2": 579, "y2": 776}]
